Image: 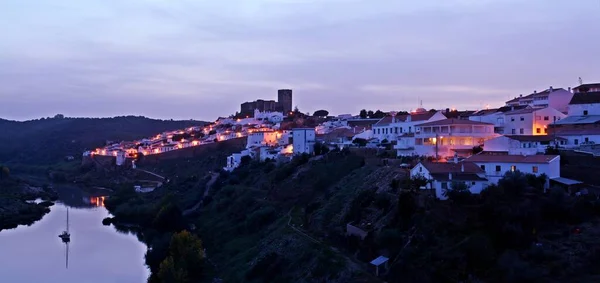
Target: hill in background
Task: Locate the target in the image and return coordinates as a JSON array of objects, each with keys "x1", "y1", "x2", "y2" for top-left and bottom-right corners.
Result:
[{"x1": 0, "y1": 116, "x2": 206, "y2": 173}]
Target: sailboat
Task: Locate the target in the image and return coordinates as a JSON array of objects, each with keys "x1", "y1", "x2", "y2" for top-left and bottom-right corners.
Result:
[{"x1": 59, "y1": 207, "x2": 71, "y2": 243}]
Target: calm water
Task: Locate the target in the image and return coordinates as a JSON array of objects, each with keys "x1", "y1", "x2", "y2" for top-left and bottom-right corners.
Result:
[{"x1": 0, "y1": 197, "x2": 150, "y2": 283}]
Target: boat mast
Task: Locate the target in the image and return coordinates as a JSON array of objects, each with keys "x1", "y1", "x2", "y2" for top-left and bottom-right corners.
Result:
[{"x1": 66, "y1": 207, "x2": 69, "y2": 233}]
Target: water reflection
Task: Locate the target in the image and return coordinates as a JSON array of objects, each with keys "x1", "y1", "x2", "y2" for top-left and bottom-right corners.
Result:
[
  {"x1": 88, "y1": 196, "x2": 106, "y2": 207},
  {"x1": 0, "y1": 201, "x2": 149, "y2": 283}
]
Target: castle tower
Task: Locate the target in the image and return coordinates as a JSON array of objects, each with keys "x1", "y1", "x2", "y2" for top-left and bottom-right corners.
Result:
[{"x1": 277, "y1": 89, "x2": 293, "y2": 114}]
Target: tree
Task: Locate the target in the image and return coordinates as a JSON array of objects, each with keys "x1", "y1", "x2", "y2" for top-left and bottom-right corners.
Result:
[
  {"x1": 359, "y1": 109, "x2": 368, "y2": 119},
  {"x1": 353, "y1": 138, "x2": 368, "y2": 147},
  {"x1": 54, "y1": 114, "x2": 65, "y2": 119},
  {"x1": 367, "y1": 110, "x2": 374, "y2": 118},
  {"x1": 472, "y1": 145, "x2": 483, "y2": 154},
  {"x1": 156, "y1": 230, "x2": 206, "y2": 283},
  {"x1": 313, "y1": 110, "x2": 329, "y2": 117},
  {"x1": 372, "y1": 110, "x2": 386, "y2": 119},
  {"x1": 293, "y1": 106, "x2": 300, "y2": 113}
]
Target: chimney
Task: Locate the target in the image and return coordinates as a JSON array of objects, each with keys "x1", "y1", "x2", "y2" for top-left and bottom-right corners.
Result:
[
  {"x1": 568, "y1": 87, "x2": 572, "y2": 92},
  {"x1": 534, "y1": 90, "x2": 537, "y2": 94},
  {"x1": 448, "y1": 172, "x2": 453, "y2": 180},
  {"x1": 549, "y1": 86, "x2": 553, "y2": 92},
  {"x1": 519, "y1": 94, "x2": 523, "y2": 97},
  {"x1": 461, "y1": 163, "x2": 464, "y2": 172}
]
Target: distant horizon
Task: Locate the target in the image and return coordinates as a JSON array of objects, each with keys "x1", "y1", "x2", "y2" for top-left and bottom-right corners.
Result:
[{"x1": 2, "y1": 0, "x2": 599, "y2": 121}]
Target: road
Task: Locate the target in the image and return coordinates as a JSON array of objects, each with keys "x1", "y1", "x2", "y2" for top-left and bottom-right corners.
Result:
[
  {"x1": 183, "y1": 172, "x2": 219, "y2": 216},
  {"x1": 134, "y1": 168, "x2": 165, "y2": 180}
]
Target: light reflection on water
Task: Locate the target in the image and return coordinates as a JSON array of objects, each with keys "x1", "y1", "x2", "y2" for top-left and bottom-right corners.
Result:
[{"x1": 0, "y1": 201, "x2": 150, "y2": 283}]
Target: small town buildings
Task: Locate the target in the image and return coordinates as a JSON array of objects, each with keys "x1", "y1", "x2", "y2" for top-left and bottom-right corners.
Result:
[
  {"x1": 246, "y1": 131, "x2": 280, "y2": 148},
  {"x1": 410, "y1": 160, "x2": 488, "y2": 200},
  {"x1": 465, "y1": 153, "x2": 560, "y2": 186},
  {"x1": 550, "y1": 90, "x2": 600, "y2": 147},
  {"x1": 505, "y1": 87, "x2": 573, "y2": 113},
  {"x1": 468, "y1": 105, "x2": 529, "y2": 134},
  {"x1": 372, "y1": 109, "x2": 446, "y2": 141},
  {"x1": 407, "y1": 119, "x2": 498, "y2": 158},
  {"x1": 503, "y1": 107, "x2": 566, "y2": 136},
  {"x1": 567, "y1": 88, "x2": 600, "y2": 116},
  {"x1": 254, "y1": 109, "x2": 284, "y2": 123},
  {"x1": 292, "y1": 128, "x2": 316, "y2": 155},
  {"x1": 483, "y1": 135, "x2": 565, "y2": 155}
]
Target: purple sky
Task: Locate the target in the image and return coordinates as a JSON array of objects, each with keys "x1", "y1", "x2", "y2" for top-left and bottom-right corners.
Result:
[{"x1": 1, "y1": 0, "x2": 600, "y2": 121}]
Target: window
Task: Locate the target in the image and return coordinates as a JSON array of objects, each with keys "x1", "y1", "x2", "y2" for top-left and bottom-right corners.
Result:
[
  {"x1": 512, "y1": 129, "x2": 516, "y2": 134},
  {"x1": 510, "y1": 165, "x2": 516, "y2": 172},
  {"x1": 520, "y1": 128, "x2": 524, "y2": 134},
  {"x1": 419, "y1": 166, "x2": 422, "y2": 172},
  {"x1": 575, "y1": 139, "x2": 579, "y2": 145},
  {"x1": 544, "y1": 116, "x2": 549, "y2": 121},
  {"x1": 495, "y1": 165, "x2": 501, "y2": 172},
  {"x1": 536, "y1": 128, "x2": 541, "y2": 134},
  {"x1": 585, "y1": 137, "x2": 589, "y2": 143},
  {"x1": 480, "y1": 165, "x2": 485, "y2": 170},
  {"x1": 441, "y1": 182, "x2": 448, "y2": 189},
  {"x1": 520, "y1": 116, "x2": 524, "y2": 121},
  {"x1": 544, "y1": 128, "x2": 548, "y2": 134},
  {"x1": 584, "y1": 110, "x2": 588, "y2": 116},
  {"x1": 471, "y1": 182, "x2": 476, "y2": 185},
  {"x1": 532, "y1": 166, "x2": 538, "y2": 173},
  {"x1": 511, "y1": 117, "x2": 515, "y2": 122},
  {"x1": 408, "y1": 126, "x2": 412, "y2": 133}
]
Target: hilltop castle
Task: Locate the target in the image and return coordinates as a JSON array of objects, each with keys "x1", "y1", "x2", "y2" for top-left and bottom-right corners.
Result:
[{"x1": 240, "y1": 89, "x2": 292, "y2": 116}]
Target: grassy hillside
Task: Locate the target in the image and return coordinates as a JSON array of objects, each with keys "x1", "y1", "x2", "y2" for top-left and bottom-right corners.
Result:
[{"x1": 0, "y1": 116, "x2": 205, "y2": 173}]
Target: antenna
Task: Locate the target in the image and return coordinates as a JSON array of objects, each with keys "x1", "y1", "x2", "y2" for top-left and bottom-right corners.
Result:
[{"x1": 579, "y1": 77, "x2": 583, "y2": 85}]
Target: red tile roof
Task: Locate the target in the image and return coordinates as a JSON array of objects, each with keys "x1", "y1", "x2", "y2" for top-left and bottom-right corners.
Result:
[
  {"x1": 417, "y1": 118, "x2": 493, "y2": 127},
  {"x1": 466, "y1": 154, "x2": 559, "y2": 164},
  {"x1": 420, "y1": 161, "x2": 484, "y2": 174},
  {"x1": 373, "y1": 116, "x2": 394, "y2": 126}
]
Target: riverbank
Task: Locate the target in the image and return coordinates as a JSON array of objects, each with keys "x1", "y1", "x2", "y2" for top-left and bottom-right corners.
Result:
[{"x1": 0, "y1": 178, "x2": 58, "y2": 231}]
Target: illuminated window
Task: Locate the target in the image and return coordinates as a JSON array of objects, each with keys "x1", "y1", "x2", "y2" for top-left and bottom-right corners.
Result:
[
  {"x1": 532, "y1": 166, "x2": 538, "y2": 173},
  {"x1": 510, "y1": 165, "x2": 516, "y2": 172},
  {"x1": 536, "y1": 128, "x2": 541, "y2": 134},
  {"x1": 544, "y1": 128, "x2": 548, "y2": 134}
]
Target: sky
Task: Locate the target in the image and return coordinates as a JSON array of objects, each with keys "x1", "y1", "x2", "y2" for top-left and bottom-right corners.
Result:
[{"x1": 1, "y1": 0, "x2": 600, "y2": 121}]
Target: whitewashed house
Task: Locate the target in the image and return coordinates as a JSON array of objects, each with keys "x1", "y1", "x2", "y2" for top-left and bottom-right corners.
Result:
[
  {"x1": 410, "y1": 119, "x2": 498, "y2": 158},
  {"x1": 503, "y1": 107, "x2": 566, "y2": 136},
  {"x1": 410, "y1": 161, "x2": 488, "y2": 200},
  {"x1": 483, "y1": 135, "x2": 565, "y2": 155},
  {"x1": 505, "y1": 87, "x2": 574, "y2": 113},
  {"x1": 246, "y1": 131, "x2": 280, "y2": 148},
  {"x1": 224, "y1": 149, "x2": 253, "y2": 172},
  {"x1": 254, "y1": 109, "x2": 284, "y2": 123},
  {"x1": 465, "y1": 154, "x2": 560, "y2": 187},
  {"x1": 567, "y1": 86, "x2": 600, "y2": 116},
  {"x1": 373, "y1": 110, "x2": 446, "y2": 141},
  {"x1": 292, "y1": 128, "x2": 316, "y2": 155},
  {"x1": 550, "y1": 90, "x2": 600, "y2": 147}
]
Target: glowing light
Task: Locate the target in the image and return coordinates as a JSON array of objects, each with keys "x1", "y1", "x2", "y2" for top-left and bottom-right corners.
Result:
[
  {"x1": 154, "y1": 148, "x2": 160, "y2": 154},
  {"x1": 236, "y1": 132, "x2": 242, "y2": 138},
  {"x1": 192, "y1": 141, "x2": 199, "y2": 146}
]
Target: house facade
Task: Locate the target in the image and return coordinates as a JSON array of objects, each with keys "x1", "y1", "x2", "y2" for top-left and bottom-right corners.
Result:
[
  {"x1": 407, "y1": 119, "x2": 498, "y2": 158},
  {"x1": 483, "y1": 135, "x2": 565, "y2": 155},
  {"x1": 505, "y1": 87, "x2": 574, "y2": 113},
  {"x1": 372, "y1": 110, "x2": 446, "y2": 141},
  {"x1": 410, "y1": 161, "x2": 488, "y2": 200},
  {"x1": 224, "y1": 149, "x2": 253, "y2": 172},
  {"x1": 567, "y1": 89, "x2": 600, "y2": 116},
  {"x1": 246, "y1": 131, "x2": 280, "y2": 148},
  {"x1": 503, "y1": 107, "x2": 566, "y2": 136},
  {"x1": 292, "y1": 128, "x2": 316, "y2": 155},
  {"x1": 465, "y1": 154, "x2": 560, "y2": 186}
]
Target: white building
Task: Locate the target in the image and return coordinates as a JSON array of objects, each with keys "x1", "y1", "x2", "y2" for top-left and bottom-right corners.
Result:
[
  {"x1": 116, "y1": 151, "x2": 127, "y2": 166},
  {"x1": 224, "y1": 149, "x2": 253, "y2": 172},
  {"x1": 254, "y1": 109, "x2": 284, "y2": 123},
  {"x1": 468, "y1": 105, "x2": 529, "y2": 134},
  {"x1": 246, "y1": 131, "x2": 280, "y2": 148},
  {"x1": 465, "y1": 154, "x2": 560, "y2": 187},
  {"x1": 372, "y1": 110, "x2": 446, "y2": 141},
  {"x1": 503, "y1": 107, "x2": 566, "y2": 136},
  {"x1": 410, "y1": 161, "x2": 488, "y2": 200},
  {"x1": 568, "y1": 87, "x2": 600, "y2": 116},
  {"x1": 505, "y1": 87, "x2": 574, "y2": 113},
  {"x1": 483, "y1": 135, "x2": 565, "y2": 155},
  {"x1": 292, "y1": 128, "x2": 316, "y2": 155},
  {"x1": 408, "y1": 119, "x2": 498, "y2": 158}
]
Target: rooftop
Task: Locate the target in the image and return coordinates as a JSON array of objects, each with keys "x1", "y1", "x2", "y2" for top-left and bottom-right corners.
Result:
[
  {"x1": 569, "y1": 92, "x2": 600, "y2": 105},
  {"x1": 417, "y1": 118, "x2": 493, "y2": 127},
  {"x1": 573, "y1": 83, "x2": 600, "y2": 92},
  {"x1": 466, "y1": 154, "x2": 559, "y2": 164},
  {"x1": 552, "y1": 115, "x2": 600, "y2": 125},
  {"x1": 503, "y1": 108, "x2": 540, "y2": 115},
  {"x1": 420, "y1": 161, "x2": 484, "y2": 174},
  {"x1": 504, "y1": 135, "x2": 567, "y2": 142}
]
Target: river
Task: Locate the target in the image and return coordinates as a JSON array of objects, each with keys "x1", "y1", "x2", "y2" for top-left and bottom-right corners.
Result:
[{"x1": 0, "y1": 195, "x2": 150, "y2": 283}]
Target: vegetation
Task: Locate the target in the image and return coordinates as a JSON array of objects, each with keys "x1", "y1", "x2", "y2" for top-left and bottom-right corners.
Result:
[
  {"x1": 0, "y1": 116, "x2": 205, "y2": 174},
  {"x1": 0, "y1": 175, "x2": 56, "y2": 231},
  {"x1": 312, "y1": 110, "x2": 329, "y2": 117}
]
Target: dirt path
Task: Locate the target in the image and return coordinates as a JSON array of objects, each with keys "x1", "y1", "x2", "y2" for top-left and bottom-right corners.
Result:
[
  {"x1": 134, "y1": 168, "x2": 165, "y2": 180},
  {"x1": 183, "y1": 172, "x2": 219, "y2": 216}
]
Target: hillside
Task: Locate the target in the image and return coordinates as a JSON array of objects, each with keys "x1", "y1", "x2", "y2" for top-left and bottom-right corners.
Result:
[
  {"x1": 0, "y1": 116, "x2": 205, "y2": 173},
  {"x1": 104, "y1": 148, "x2": 600, "y2": 283}
]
